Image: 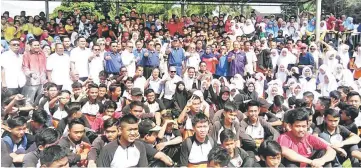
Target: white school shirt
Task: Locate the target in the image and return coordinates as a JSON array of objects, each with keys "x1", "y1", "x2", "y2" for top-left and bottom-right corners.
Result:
[
  {"x1": 70, "y1": 47, "x2": 91, "y2": 78},
  {"x1": 0, "y1": 50, "x2": 26, "y2": 88},
  {"x1": 47, "y1": 53, "x2": 70, "y2": 85}
]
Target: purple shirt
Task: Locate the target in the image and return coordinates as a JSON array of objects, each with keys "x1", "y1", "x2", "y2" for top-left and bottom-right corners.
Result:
[{"x1": 227, "y1": 50, "x2": 247, "y2": 76}]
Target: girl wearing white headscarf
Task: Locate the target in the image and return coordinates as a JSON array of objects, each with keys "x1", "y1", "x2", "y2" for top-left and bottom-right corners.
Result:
[
  {"x1": 279, "y1": 21, "x2": 289, "y2": 37},
  {"x1": 219, "y1": 76, "x2": 230, "y2": 88},
  {"x1": 211, "y1": 79, "x2": 221, "y2": 96},
  {"x1": 353, "y1": 46, "x2": 361, "y2": 79},
  {"x1": 228, "y1": 84, "x2": 240, "y2": 101},
  {"x1": 300, "y1": 21, "x2": 308, "y2": 36},
  {"x1": 285, "y1": 78, "x2": 297, "y2": 98},
  {"x1": 338, "y1": 44, "x2": 350, "y2": 69},
  {"x1": 323, "y1": 50, "x2": 339, "y2": 72},
  {"x1": 155, "y1": 19, "x2": 162, "y2": 30},
  {"x1": 309, "y1": 43, "x2": 320, "y2": 68},
  {"x1": 270, "y1": 49, "x2": 279, "y2": 72},
  {"x1": 333, "y1": 64, "x2": 354, "y2": 87},
  {"x1": 255, "y1": 72, "x2": 266, "y2": 98},
  {"x1": 243, "y1": 19, "x2": 255, "y2": 35},
  {"x1": 320, "y1": 72, "x2": 338, "y2": 96},
  {"x1": 266, "y1": 80, "x2": 284, "y2": 104},
  {"x1": 299, "y1": 66, "x2": 316, "y2": 92},
  {"x1": 233, "y1": 23, "x2": 244, "y2": 37},
  {"x1": 277, "y1": 48, "x2": 297, "y2": 68},
  {"x1": 230, "y1": 74, "x2": 245, "y2": 90},
  {"x1": 317, "y1": 64, "x2": 328, "y2": 84},
  {"x1": 276, "y1": 63, "x2": 288, "y2": 84},
  {"x1": 291, "y1": 83, "x2": 304, "y2": 99}
]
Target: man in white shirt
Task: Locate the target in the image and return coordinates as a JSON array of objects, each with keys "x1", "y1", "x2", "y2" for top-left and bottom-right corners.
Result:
[
  {"x1": 244, "y1": 41, "x2": 257, "y2": 75},
  {"x1": 47, "y1": 43, "x2": 71, "y2": 90},
  {"x1": 133, "y1": 66, "x2": 146, "y2": 94},
  {"x1": 1, "y1": 39, "x2": 26, "y2": 97},
  {"x1": 88, "y1": 44, "x2": 104, "y2": 84},
  {"x1": 183, "y1": 67, "x2": 199, "y2": 91},
  {"x1": 163, "y1": 66, "x2": 182, "y2": 108},
  {"x1": 121, "y1": 41, "x2": 136, "y2": 77},
  {"x1": 70, "y1": 37, "x2": 91, "y2": 81}
]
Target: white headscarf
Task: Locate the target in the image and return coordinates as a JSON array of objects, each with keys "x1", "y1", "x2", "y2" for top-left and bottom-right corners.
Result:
[
  {"x1": 354, "y1": 47, "x2": 361, "y2": 68},
  {"x1": 309, "y1": 43, "x2": 320, "y2": 67},
  {"x1": 318, "y1": 64, "x2": 328, "y2": 84},
  {"x1": 255, "y1": 72, "x2": 266, "y2": 98},
  {"x1": 292, "y1": 83, "x2": 304, "y2": 99},
  {"x1": 243, "y1": 19, "x2": 255, "y2": 35},
  {"x1": 155, "y1": 19, "x2": 162, "y2": 30},
  {"x1": 211, "y1": 79, "x2": 221, "y2": 95},
  {"x1": 230, "y1": 74, "x2": 245, "y2": 90},
  {"x1": 270, "y1": 49, "x2": 279, "y2": 72},
  {"x1": 320, "y1": 72, "x2": 338, "y2": 96},
  {"x1": 334, "y1": 64, "x2": 355, "y2": 87},
  {"x1": 266, "y1": 80, "x2": 283, "y2": 103},
  {"x1": 338, "y1": 44, "x2": 350, "y2": 69},
  {"x1": 277, "y1": 48, "x2": 297, "y2": 67},
  {"x1": 299, "y1": 66, "x2": 316, "y2": 92},
  {"x1": 323, "y1": 50, "x2": 339, "y2": 71},
  {"x1": 276, "y1": 63, "x2": 288, "y2": 84}
]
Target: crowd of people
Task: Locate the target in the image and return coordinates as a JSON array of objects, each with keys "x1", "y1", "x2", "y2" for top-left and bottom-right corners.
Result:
[{"x1": 1, "y1": 6, "x2": 361, "y2": 168}]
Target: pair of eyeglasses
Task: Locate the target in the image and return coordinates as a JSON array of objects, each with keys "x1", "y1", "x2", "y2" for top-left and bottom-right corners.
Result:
[
  {"x1": 11, "y1": 43, "x2": 20, "y2": 46},
  {"x1": 94, "y1": 49, "x2": 100, "y2": 51}
]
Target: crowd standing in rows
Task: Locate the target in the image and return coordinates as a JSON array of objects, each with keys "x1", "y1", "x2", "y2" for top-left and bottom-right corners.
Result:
[{"x1": 2, "y1": 7, "x2": 361, "y2": 167}]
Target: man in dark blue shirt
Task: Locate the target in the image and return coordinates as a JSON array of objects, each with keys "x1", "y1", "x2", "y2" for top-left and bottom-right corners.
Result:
[
  {"x1": 104, "y1": 41, "x2": 123, "y2": 75},
  {"x1": 298, "y1": 43, "x2": 314, "y2": 72},
  {"x1": 142, "y1": 41, "x2": 159, "y2": 79},
  {"x1": 167, "y1": 38, "x2": 185, "y2": 76}
]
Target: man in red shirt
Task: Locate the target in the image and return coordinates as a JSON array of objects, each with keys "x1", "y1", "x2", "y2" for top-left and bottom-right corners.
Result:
[{"x1": 277, "y1": 108, "x2": 336, "y2": 167}]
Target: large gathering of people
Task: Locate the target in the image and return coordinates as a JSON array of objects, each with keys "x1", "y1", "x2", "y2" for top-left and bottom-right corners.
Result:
[{"x1": 1, "y1": 6, "x2": 361, "y2": 168}]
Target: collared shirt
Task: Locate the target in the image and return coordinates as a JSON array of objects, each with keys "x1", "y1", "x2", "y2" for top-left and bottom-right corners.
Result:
[
  {"x1": 179, "y1": 135, "x2": 214, "y2": 166},
  {"x1": 0, "y1": 50, "x2": 26, "y2": 88},
  {"x1": 168, "y1": 48, "x2": 185, "y2": 66},
  {"x1": 70, "y1": 47, "x2": 92, "y2": 77},
  {"x1": 47, "y1": 53, "x2": 70, "y2": 85},
  {"x1": 185, "y1": 52, "x2": 201, "y2": 71},
  {"x1": 314, "y1": 125, "x2": 351, "y2": 143},
  {"x1": 298, "y1": 52, "x2": 315, "y2": 66},
  {"x1": 133, "y1": 48, "x2": 147, "y2": 65},
  {"x1": 96, "y1": 138, "x2": 148, "y2": 167},
  {"x1": 142, "y1": 50, "x2": 160, "y2": 67},
  {"x1": 22, "y1": 50, "x2": 47, "y2": 85},
  {"x1": 227, "y1": 50, "x2": 247, "y2": 76},
  {"x1": 89, "y1": 55, "x2": 104, "y2": 84},
  {"x1": 148, "y1": 78, "x2": 163, "y2": 94},
  {"x1": 163, "y1": 75, "x2": 182, "y2": 100},
  {"x1": 104, "y1": 51, "x2": 123, "y2": 74},
  {"x1": 196, "y1": 49, "x2": 205, "y2": 57}
]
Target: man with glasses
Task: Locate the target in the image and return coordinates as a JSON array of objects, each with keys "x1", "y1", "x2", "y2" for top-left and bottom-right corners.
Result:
[
  {"x1": 88, "y1": 45, "x2": 104, "y2": 84},
  {"x1": 22, "y1": 40, "x2": 47, "y2": 104},
  {"x1": 142, "y1": 41, "x2": 159, "y2": 79},
  {"x1": 46, "y1": 43, "x2": 70, "y2": 90},
  {"x1": 163, "y1": 66, "x2": 182, "y2": 109},
  {"x1": 121, "y1": 41, "x2": 136, "y2": 77},
  {"x1": 1, "y1": 39, "x2": 26, "y2": 98},
  {"x1": 105, "y1": 41, "x2": 123, "y2": 75},
  {"x1": 297, "y1": 43, "x2": 314, "y2": 71}
]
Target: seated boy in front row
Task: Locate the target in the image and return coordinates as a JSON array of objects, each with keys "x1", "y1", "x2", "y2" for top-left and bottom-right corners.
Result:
[{"x1": 277, "y1": 108, "x2": 336, "y2": 167}]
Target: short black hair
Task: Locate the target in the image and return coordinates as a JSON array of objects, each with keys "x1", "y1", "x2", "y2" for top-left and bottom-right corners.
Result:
[
  {"x1": 7, "y1": 116, "x2": 27, "y2": 129},
  {"x1": 340, "y1": 105, "x2": 359, "y2": 121},
  {"x1": 129, "y1": 101, "x2": 144, "y2": 110},
  {"x1": 287, "y1": 108, "x2": 310, "y2": 125},
  {"x1": 59, "y1": 90, "x2": 71, "y2": 96},
  {"x1": 303, "y1": 91, "x2": 315, "y2": 99},
  {"x1": 207, "y1": 146, "x2": 231, "y2": 167},
  {"x1": 347, "y1": 91, "x2": 361, "y2": 101},
  {"x1": 318, "y1": 96, "x2": 331, "y2": 109},
  {"x1": 144, "y1": 89, "x2": 154, "y2": 95},
  {"x1": 47, "y1": 83, "x2": 58, "y2": 91},
  {"x1": 220, "y1": 129, "x2": 236, "y2": 144},
  {"x1": 247, "y1": 100, "x2": 260, "y2": 110},
  {"x1": 109, "y1": 84, "x2": 121, "y2": 93},
  {"x1": 68, "y1": 118, "x2": 85, "y2": 129},
  {"x1": 71, "y1": 82, "x2": 82, "y2": 88},
  {"x1": 88, "y1": 83, "x2": 99, "y2": 89},
  {"x1": 324, "y1": 108, "x2": 340, "y2": 118},
  {"x1": 337, "y1": 86, "x2": 350, "y2": 95},
  {"x1": 40, "y1": 145, "x2": 68, "y2": 166},
  {"x1": 224, "y1": 101, "x2": 237, "y2": 112},
  {"x1": 64, "y1": 102, "x2": 81, "y2": 116},
  {"x1": 103, "y1": 118, "x2": 119, "y2": 130},
  {"x1": 99, "y1": 83, "x2": 107, "y2": 89},
  {"x1": 192, "y1": 112, "x2": 209, "y2": 126},
  {"x1": 273, "y1": 95, "x2": 284, "y2": 107},
  {"x1": 32, "y1": 109, "x2": 49, "y2": 125},
  {"x1": 330, "y1": 90, "x2": 341, "y2": 100},
  {"x1": 35, "y1": 128, "x2": 61, "y2": 147},
  {"x1": 119, "y1": 114, "x2": 139, "y2": 128},
  {"x1": 259, "y1": 140, "x2": 282, "y2": 157},
  {"x1": 103, "y1": 100, "x2": 117, "y2": 111}
]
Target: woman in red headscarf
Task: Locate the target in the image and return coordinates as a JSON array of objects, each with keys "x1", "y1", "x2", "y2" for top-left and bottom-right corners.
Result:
[{"x1": 326, "y1": 16, "x2": 336, "y2": 30}]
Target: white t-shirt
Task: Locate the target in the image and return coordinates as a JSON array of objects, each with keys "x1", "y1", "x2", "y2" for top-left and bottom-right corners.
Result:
[
  {"x1": 47, "y1": 53, "x2": 71, "y2": 85},
  {"x1": 245, "y1": 51, "x2": 257, "y2": 74},
  {"x1": 70, "y1": 47, "x2": 91, "y2": 78},
  {"x1": 133, "y1": 76, "x2": 147, "y2": 93},
  {"x1": 89, "y1": 55, "x2": 104, "y2": 84},
  {"x1": 0, "y1": 50, "x2": 26, "y2": 88}
]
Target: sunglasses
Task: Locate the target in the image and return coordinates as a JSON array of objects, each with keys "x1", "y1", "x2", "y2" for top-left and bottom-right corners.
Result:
[
  {"x1": 170, "y1": 71, "x2": 176, "y2": 73},
  {"x1": 94, "y1": 49, "x2": 100, "y2": 51},
  {"x1": 11, "y1": 43, "x2": 20, "y2": 46}
]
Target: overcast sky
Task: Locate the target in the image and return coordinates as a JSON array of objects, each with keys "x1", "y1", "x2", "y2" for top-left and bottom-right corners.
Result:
[{"x1": 1, "y1": 1, "x2": 61, "y2": 17}]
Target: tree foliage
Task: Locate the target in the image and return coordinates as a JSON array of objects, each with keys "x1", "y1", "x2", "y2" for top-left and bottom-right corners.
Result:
[{"x1": 50, "y1": 2, "x2": 104, "y2": 19}]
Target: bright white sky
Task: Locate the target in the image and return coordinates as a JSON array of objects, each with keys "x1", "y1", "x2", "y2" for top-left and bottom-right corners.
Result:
[
  {"x1": 0, "y1": 0, "x2": 281, "y2": 17},
  {"x1": 1, "y1": 1, "x2": 61, "y2": 17}
]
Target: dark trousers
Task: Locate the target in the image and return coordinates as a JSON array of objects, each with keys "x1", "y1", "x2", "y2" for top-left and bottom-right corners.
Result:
[
  {"x1": 144, "y1": 66, "x2": 156, "y2": 79},
  {"x1": 163, "y1": 98, "x2": 174, "y2": 109},
  {"x1": 22, "y1": 85, "x2": 42, "y2": 104},
  {"x1": 282, "y1": 149, "x2": 332, "y2": 167}
]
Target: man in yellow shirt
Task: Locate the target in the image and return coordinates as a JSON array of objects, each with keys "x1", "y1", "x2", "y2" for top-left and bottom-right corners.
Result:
[{"x1": 4, "y1": 18, "x2": 16, "y2": 42}]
